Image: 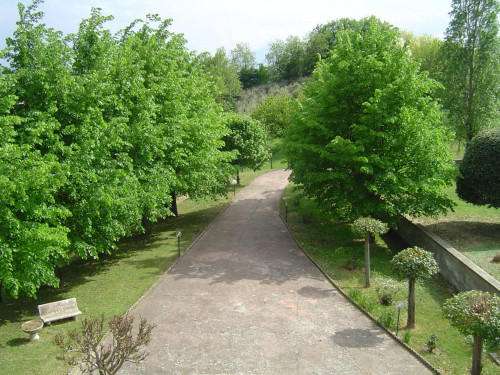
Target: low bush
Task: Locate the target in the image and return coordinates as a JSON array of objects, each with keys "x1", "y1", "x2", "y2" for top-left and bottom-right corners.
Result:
[{"x1": 375, "y1": 279, "x2": 403, "y2": 306}]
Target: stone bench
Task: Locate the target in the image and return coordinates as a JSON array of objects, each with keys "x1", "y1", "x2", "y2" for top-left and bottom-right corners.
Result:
[{"x1": 37, "y1": 298, "x2": 82, "y2": 325}]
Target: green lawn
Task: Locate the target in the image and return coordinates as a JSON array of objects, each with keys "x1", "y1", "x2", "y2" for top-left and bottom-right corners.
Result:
[
  {"x1": 281, "y1": 185, "x2": 498, "y2": 375},
  {"x1": 0, "y1": 157, "x2": 286, "y2": 375},
  {"x1": 412, "y1": 184, "x2": 500, "y2": 281}
]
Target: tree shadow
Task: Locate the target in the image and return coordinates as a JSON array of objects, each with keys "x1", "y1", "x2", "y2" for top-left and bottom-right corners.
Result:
[
  {"x1": 7, "y1": 338, "x2": 28, "y2": 347},
  {"x1": 332, "y1": 328, "x2": 385, "y2": 348},
  {"x1": 0, "y1": 202, "x2": 234, "y2": 327},
  {"x1": 297, "y1": 286, "x2": 336, "y2": 299}
]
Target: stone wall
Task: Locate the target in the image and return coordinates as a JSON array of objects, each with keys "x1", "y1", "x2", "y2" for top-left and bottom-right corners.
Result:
[{"x1": 393, "y1": 217, "x2": 500, "y2": 295}]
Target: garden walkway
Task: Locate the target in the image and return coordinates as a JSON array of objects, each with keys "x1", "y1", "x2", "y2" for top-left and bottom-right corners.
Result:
[{"x1": 118, "y1": 169, "x2": 432, "y2": 374}]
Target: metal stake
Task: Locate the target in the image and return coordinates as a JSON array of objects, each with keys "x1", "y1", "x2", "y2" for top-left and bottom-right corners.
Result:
[
  {"x1": 396, "y1": 301, "x2": 404, "y2": 336},
  {"x1": 176, "y1": 232, "x2": 181, "y2": 257}
]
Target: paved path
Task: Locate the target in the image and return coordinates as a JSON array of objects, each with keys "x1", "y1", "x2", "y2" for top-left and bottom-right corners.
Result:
[{"x1": 119, "y1": 170, "x2": 432, "y2": 375}]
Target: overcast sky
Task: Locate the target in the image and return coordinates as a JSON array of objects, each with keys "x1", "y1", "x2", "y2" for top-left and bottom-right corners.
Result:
[{"x1": 1, "y1": 0, "x2": 452, "y2": 60}]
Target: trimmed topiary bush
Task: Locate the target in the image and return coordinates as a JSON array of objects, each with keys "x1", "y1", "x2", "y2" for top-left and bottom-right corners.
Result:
[
  {"x1": 352, "y1": 218, "x2": 389, "y2": 288},
  {"x1": 443, "y1": 290, "x2": 500, "y2": 375},
  {"x1": 391, "y1": 246, "x2": 439, "y2": 328},
  {"x1": 456, "y1": 128, "x2": 500, "y2": 208}
]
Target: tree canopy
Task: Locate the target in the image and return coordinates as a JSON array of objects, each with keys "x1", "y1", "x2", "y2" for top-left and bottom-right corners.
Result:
[
  {"x1": 283, "y1": 17, "x2": 456, "y2": 224},
  {"x1": 440, "y1": 0, "x2": 500, "y2": 144},
  {"x1": 0, "y1": 1, "x2": 233, "y2": 298}
]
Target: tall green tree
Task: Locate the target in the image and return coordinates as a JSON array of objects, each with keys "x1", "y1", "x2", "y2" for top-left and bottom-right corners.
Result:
[
  {"x1": 230, "y1": 42, "x2": 256, "y2": 71},
  {"x1": 119, "y1": 17, "x2": 234, "y2": 211},
  {"x1": 284, "y1": 17, "x2": 456, "y2": 224},
  {"x1": 222, "y1": 114, "x2": 269, "y2": 184},
  {"x1": 266, "y1": 36, "x2": 306, "y2": 82},
  {"x1": 58, "y1": 9, "x2": 143, "y2": 258},
  {"x1": 441, "y1": 0, "x2": 500, "y2": 144},
  {"x1": 0, "y1": 75, "x2": 70, "y2": 299},
  {"x1": 0, "y1": 2, "x2": 234, "y2": 297},
  {"x1": 200, "y1": 47, "x2": 242, "y2": 111},
  {"x1": 0, "y1": 0, "x2": 73, "y2": 298}
]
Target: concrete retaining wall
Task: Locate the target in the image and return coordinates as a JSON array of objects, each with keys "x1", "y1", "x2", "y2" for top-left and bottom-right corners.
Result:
[{"x1": 393, "y1": 217, "x2": 500, "y2": 295}]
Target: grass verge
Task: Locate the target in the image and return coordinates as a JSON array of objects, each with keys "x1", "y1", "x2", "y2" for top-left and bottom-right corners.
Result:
[
  {"x1": 0, "y1": 157, "x2": 286, "y2": 375},
  {"x1": 282, "y1": 185, "x2": 498, "y2": 375}
]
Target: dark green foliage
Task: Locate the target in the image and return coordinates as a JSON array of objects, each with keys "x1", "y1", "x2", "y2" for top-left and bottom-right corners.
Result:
[
  {"x1": 284, "y1": 17, "x2": 456, "y2": 224},
  {"x1": 426, "y1": 333, "x2": 439, "y2": 353},
  {"x1": 456, "y1": 128, "x2": 500, "y2": 208},
  {"x1": 239, "y1": 64, "x2": 270, "y2": 89}
]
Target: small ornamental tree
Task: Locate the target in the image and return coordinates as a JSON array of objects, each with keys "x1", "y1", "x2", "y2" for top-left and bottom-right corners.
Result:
[
  {"x1": 443, "y1": 291, "x2": 500, "y2": 375},
  {"x1": 222, "y1": 114, "x2": 269, "y2": 184},
  {"x1": 55, "y1": 314, "x2": 155, "y2": 375},
  {"x1": 391, "y1": 247, "x2": 439, "y2": 328},
  {"x1": 352, "y1": 218, "x2": 389, "y2": 288},
  {"x1": 456, "y1": 128, "x2": 500, "y2": 208}
]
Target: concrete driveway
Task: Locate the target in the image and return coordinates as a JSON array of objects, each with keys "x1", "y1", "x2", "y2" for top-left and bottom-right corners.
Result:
[{"x1": 118, "y1": 170, "x2": 432, "y2": 375}]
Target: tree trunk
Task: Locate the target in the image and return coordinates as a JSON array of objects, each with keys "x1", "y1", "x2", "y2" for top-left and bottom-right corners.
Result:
[
  {"x1": 0, "y1": 284, "x2": 2, "y2": 304},
  {"x1": 471, "y1": 334, "x2": 483, "y2": 375},
  {"x1": 236, "y1": 169, "x2": 240, "y2": 185},
  {"x1": 55, "y1": 266, "x2": 63, "y2": 284},
  {"x1": 364, "y1": 231, "x2": 370, "y2": 288},
  {"x1": 407, "y1": 278, "x2": 416, "y2": 328},
  {"x1": 141, "y1": 217, "x2": 152, "y2": 235},
  {"x1": 170, "y1": 191, "x2": 178, "y2": 217}
]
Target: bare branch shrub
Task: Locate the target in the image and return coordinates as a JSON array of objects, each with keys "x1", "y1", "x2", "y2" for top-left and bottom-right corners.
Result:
[{"x1": 55, "y1": 313, "x2": 155, "y2": 375}]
